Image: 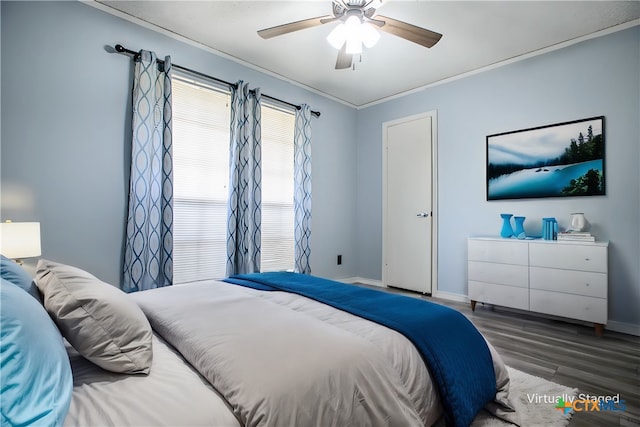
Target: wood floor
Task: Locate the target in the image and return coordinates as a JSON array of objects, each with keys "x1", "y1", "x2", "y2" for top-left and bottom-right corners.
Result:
[{"x1": 358, "y1": 284, "x2": 640, "y2": 427}]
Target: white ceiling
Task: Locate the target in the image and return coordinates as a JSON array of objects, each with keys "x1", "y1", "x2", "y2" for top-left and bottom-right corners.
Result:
[{"x1": 94, "y1": 1, "x2": 640, "y2": 107}]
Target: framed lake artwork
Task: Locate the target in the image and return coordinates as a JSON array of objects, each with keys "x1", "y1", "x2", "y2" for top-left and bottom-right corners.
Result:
[{"x1": 486, "y1": 116, "x2": 605, "y2": 200}]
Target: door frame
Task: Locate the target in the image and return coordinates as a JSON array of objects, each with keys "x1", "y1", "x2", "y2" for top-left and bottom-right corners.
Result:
[{"x1": 382, "y1": 110, "x2": 438, "y2": 294}]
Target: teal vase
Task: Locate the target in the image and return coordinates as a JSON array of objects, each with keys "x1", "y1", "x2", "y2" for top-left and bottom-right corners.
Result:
[
  {"x1": 514, "y1": 216, "x2": 526, "y2": 239},
  {"x1": 542, "y1": 217, "x2": 558, "y2": 240},
  {"x1": 500, "y1": 213, "x2": 514, "y2": 238}
]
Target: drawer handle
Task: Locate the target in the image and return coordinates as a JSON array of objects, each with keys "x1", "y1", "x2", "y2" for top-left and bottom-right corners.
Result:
[
  {"x1": 585, "y1": 258, "x2": 591, "y2": 261},
  {"x1": 585, "y1": 283, "x2": 590, "y2": 287}
]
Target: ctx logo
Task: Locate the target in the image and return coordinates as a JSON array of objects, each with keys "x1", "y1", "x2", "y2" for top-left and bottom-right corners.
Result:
[
  {"x1": 555, "y1": 398, "x2": 599, "y2": 414},
  {"x1": 555, "y1": 397, "x2": 627, "y2": 414}
]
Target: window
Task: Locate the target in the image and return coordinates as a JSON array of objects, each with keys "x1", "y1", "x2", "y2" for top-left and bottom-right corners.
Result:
[
  {"x1": 261, "y1": 105, "x2": 295, "y2": 272},
  {"x1": 172, "y1": 73, "x2": 230, "y2": 283},
  {"x1": 172, "y1": 72, "x2": 295, "y2": 284}
]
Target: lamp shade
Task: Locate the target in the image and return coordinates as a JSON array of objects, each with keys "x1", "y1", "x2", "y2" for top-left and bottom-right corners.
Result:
[{"x1": 0, "y1": 222, "x2": 42, "y2": 259}]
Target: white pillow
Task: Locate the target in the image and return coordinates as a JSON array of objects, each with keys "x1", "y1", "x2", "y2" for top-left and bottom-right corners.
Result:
[{"x1": 35, "y1": 259, "x2": 153, "y2": 374}]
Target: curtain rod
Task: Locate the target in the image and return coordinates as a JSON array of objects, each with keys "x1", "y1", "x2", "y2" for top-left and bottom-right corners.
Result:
[{"x1": 114, "y1": 44, "x2": 320, "y2": 118}]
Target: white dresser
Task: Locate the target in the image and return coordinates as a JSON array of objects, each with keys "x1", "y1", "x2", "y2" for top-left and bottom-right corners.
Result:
[{"x1": 468, "y1": 237, "x2": 608, "y2": 336}]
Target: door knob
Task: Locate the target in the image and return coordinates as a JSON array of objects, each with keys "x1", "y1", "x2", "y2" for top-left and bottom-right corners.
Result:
[{"x1": 416, "y1": 212, "x2": 429, "y2": 217}]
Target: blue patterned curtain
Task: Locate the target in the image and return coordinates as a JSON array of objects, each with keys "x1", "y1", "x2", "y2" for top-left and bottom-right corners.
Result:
[
  {"x1": 123, "y1": 50, "x2": 173, "y2": 292},
  {"x1": 294, "y1": 105, "x2": 312, "y2": 274},
  {"x1": 226, "y1": 81, "x2": 262, "y2": 276}
]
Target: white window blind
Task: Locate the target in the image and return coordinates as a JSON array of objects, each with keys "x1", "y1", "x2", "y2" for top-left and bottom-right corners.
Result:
[
  {"x1": 260, "y1": 104, "x2": 295, "y2": 272},
  {"x1": 172, "y1": 71, "x2": 295, "y2": 284},
  {"x1": 172, "y1": 73, "x2": 231, "y2": 284}
]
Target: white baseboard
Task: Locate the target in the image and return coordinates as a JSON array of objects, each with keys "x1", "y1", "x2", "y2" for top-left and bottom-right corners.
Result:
[
  {"x1": 342, "y1": 277, "x2": 385, "y2": 287},
  {"x1": 605, "y1": 320, "x2": 640, "y2": 336},
  {"x1": 432, "y1": 290, "x2": 469, "y2": 303},
  {"x1": 344, "y1": 277, "x2": 468, "y2": 301}
]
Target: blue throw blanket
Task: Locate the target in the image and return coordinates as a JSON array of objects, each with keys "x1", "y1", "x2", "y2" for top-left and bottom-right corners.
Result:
[{"x1": 224, "y1": 272, "x2": 496, "y2": 427}]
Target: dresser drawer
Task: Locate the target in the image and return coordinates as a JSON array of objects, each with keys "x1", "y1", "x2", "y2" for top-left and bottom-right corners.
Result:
[
  {"x1": 529, "y1": 243, "x2": 607, "y2": 272},
  {"x1": 468, "y1": 239, "x2": 528, "y2": 265},
  {"x1": 530, "y1": 267, "x2": 606, "y2": 298},
  {"x1": 530, "y1": 289, "x2": 607, "y2": 324},
  {"x1": 468, "y1": 261, "x2": 528, "y2": 288},
  {"x1": 469, "y1": 281, "x2": 529, "y2": 310}
]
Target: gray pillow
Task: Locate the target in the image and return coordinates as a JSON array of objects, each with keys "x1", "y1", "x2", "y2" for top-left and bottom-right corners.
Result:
[{"x1": 35, "y1": 259, "x2": 153, "y2": 374}]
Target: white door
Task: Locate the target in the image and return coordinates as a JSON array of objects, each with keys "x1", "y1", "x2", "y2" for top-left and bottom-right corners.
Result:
[{"x1": 383, "y1": 113, "x2": 434, "y2": 293}]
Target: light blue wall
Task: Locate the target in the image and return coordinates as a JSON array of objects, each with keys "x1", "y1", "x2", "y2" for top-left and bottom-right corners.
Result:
[
  {"x1": 356, "y1": 26, "x2": 640, "y2": 328},
  {"x1": 1, "y1": 1, "x2": 358, "y2": 284}
]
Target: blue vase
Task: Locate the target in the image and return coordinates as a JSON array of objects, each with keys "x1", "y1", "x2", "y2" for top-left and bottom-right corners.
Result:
[
  {"x1": 513, "y1": 216, "x2": 526, "y2": 239},
  {"x1": 500, "y1": 213, "x2": 514, "y2": 238},
  {"x1": 542, "y1": 217, "x2": 558, "y2": 240}
]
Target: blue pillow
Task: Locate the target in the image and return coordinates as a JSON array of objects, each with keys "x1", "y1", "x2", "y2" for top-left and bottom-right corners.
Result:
[
  {"x1": 1, "y1": 254, "x2": 40, "y2": 301},
  {"x1": 0, "y1": 278, "x2": 73, "y2": 427}
]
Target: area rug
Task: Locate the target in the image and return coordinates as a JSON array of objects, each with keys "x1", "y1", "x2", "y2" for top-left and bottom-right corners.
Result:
[{"x1": 471, "y1": 366, "x2": 578, "y2": 427}]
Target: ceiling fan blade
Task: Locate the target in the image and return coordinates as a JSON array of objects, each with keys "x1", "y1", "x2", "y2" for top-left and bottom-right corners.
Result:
[
  {"x1": 320, "y1": 16, "x2": 340, "y2": 25},
  {"x1": 335, "y1": 44, "x2": 353, "y2": 70},
  {"x1": 375, "y1": 15, "x2": 442, "y2": 48},
  {"x1": 258, "y1": 15, "x2": 333, "y2": 39}
]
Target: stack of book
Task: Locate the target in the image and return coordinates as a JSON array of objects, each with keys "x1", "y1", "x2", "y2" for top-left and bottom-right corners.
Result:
[{"x1": 557, "y1": 231, "x2": 595, "y2": 242}]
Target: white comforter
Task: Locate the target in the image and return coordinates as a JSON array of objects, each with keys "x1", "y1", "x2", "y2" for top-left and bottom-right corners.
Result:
[
  {"x1": 131, "y1": 280, "x2": 514, "y2": 427},
  {"x1": 64, "y1": 333, "x2": 240, "y2": 426}
]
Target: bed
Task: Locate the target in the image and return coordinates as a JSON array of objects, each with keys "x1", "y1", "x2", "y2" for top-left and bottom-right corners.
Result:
[{"x1": 0, "y1": 257, "x2": 518, "y2": 427}]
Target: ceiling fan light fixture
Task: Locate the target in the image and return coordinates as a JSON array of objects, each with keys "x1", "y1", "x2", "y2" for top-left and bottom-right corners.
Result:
[
  {"x1": 327, "y1": 23, "x2": 347, "y2": 49},
  {"x1": 344, "y1": 15, "x2": 361, "y2": 30},
  {"x1": 360, "y1": 22, "x2": 380, "y2": 48},
  {"x1": 328, "y1": 15, "x2": 379, "y2": 54},
  {"x1": 344, "y1": 15, "x2": 362, "y2": 44}
]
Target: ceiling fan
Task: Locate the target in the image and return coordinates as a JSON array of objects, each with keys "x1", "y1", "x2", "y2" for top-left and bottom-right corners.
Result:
[{"x1": 257, "y1": 0, "x2": 443, "y2": 70}]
